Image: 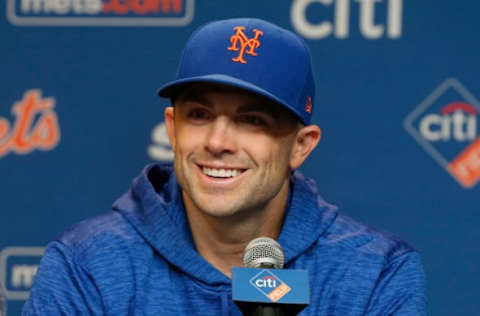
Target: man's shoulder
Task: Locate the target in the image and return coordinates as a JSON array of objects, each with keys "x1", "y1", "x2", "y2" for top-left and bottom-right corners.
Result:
[
  {"x1": 53, "y1": 211, "x2": 140, "y2": 257},
  {"x1": 295, "y1": 214, "x2": 426, "y2": 315},
  {"x1": 289, "y1": 172, "x2": 418, "y2": 264},
  {"x1": 45, "y1": 163, "x2": 178, "y2": 265},
  {"x1": 321, "y1": 213, "x2": 417, "y2": 262}
]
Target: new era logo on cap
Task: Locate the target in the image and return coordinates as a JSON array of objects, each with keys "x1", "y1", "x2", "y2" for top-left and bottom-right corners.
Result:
[{"x1": 305, "y1": 96, "x2": 312, "y2": 114}]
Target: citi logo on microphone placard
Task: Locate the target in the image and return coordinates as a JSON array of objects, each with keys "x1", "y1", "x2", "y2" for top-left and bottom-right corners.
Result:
[
  {"x1": 7, "y1": 0, "x2": 194, "y2": 26},
  {"x1": 249, "y1": 270, "x2": 291, "y2": 302},
  {"x1": 404, "y1": 78, "x2": 480, "y2": 188}
]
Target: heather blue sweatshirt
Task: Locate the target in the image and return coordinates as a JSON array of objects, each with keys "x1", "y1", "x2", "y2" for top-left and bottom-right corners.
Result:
[{"x1": 23, "y1": 164, "x2": 426, "y2": 315}]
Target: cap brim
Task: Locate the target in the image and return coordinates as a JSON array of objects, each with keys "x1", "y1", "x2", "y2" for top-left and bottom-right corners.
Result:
[{"x1": 157, "y1": 74, "x2": 305, "y2": 123}]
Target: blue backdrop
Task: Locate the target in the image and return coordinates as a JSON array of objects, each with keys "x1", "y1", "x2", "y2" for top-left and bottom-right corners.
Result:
[{"x1": 1, "y1": 1, "x2": 479, "y2": 315}]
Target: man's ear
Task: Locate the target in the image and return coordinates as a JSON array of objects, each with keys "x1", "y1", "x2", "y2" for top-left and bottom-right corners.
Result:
[
  {"x1": 289, "y1": 125, "x2": 322, "y2": 169},
  {"x1": 164, "y1": 107, "x2": 176, "y2": 151}
]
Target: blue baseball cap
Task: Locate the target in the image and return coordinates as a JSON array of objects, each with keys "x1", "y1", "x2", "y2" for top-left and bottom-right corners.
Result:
[{"x1": 158, "y1": 18, "x2": 315, "y2": 125}]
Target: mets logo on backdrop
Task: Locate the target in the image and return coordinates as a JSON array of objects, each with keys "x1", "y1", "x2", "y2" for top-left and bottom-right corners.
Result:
[
  {"x1": 0, "y1": 90, "x2": 60, "y2": 158},
  {"x1": 6, "y1": 0, "x2": 194, "y2": 26},
  {"x1": 0, "y1": 247, "x2": 44, "y2": 300},
  {"x1": 249, "y1": 269, "x2": 291, "y2": 302},
  {"x1": 404, "y1": 78, "x2": 480, "y2": 188},
  {"x1": 147, "y1": 121, "x2": 173, "y2": 161},
  {"x1": 228, "y1": 26, "x2": 263, "y2": 64}
]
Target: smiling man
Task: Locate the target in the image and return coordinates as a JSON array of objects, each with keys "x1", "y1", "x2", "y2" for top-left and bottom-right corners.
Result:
[
  {"x1": 23, "y1": 18, "x2": 426, "y2": 315},
  {"x1": 163, "y1": 83, "x2": 320, "y2": 277}
]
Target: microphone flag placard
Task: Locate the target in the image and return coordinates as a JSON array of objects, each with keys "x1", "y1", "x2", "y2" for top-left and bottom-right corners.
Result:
[{"x1": 232, "y1": 268, "x2": 309, "y2": 305}]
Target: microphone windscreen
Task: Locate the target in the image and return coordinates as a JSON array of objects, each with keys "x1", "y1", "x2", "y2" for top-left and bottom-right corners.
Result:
[{"x1": 243, "y1": 237, "x2": 285, "y2": 269}]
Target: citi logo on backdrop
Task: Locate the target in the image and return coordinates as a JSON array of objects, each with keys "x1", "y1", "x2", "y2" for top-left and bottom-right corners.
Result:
[
  {"x1": 7, "y1": 0, "x2": 194, "y2": 26},
  {"x1": 0, "y1": 90, "x2": 60, "y2": 158},
  {"x1": 291, "y1": 0, "x2": 403, "y2": 40},
  {"x1": 404, "y1": 78, "x2": 480, "y2": 188}
]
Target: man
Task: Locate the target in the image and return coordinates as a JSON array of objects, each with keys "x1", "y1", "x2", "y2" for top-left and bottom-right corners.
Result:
[{"x1": 23, "y1": 18, "x2": 426, "y2": 315}]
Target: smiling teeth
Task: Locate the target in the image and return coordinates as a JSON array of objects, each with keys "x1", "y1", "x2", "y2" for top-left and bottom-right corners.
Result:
[{"x1": 203, "y1": 167, "x2": 240, "y2": 178}]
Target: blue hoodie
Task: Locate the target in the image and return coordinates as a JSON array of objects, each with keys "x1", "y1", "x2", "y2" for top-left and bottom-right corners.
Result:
[{"x1": 23, "y1": 164, "x2": 426, "y2": 315}]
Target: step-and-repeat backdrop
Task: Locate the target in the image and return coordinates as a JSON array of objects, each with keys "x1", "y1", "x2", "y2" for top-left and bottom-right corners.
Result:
[{"x1": 1, "y1": 1, "x2": 478, "y2": 315}]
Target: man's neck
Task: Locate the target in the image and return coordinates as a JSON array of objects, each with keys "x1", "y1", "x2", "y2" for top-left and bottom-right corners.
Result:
[{"x1": 183, "y1": 180, "x2": 289, "y2": 278}]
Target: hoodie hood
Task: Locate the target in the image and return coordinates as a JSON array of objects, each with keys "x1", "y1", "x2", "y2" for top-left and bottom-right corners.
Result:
[{"x1": 112, "y1": 163, "x2": 338, "y2": 286}]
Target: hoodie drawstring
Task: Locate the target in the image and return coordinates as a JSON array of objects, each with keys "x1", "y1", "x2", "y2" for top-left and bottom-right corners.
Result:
[{"x1": 221, "y1": 292, "x2": 230, "y2": 316}]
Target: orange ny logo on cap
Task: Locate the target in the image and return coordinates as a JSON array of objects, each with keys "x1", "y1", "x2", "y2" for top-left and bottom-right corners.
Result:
[{"x1": 228, "y1": 26, "x2": 263, "y2": 64}]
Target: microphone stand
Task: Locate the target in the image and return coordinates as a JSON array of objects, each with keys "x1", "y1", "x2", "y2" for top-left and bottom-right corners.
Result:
[
  {"x1": 251, "y1": 305, "x2": 285, "y2": 316},
  {"x1": 249, "y1": 263, "x2": 285, "y2": 316}
]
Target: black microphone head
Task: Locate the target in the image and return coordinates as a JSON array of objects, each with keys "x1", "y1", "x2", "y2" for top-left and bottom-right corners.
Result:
[{"x1": 243, "y1": 237, "x2": 285, "y2": 269}]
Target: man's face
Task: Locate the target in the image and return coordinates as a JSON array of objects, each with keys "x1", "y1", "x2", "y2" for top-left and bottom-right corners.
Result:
[{"x1": 164, "y1": 84, "x2": 303, "y2": 219}]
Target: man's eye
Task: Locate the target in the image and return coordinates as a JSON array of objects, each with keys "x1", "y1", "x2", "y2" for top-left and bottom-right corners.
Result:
[
  {"x1": 187, "y1": 109, "x2": 210, "y2": 120},
  {"x1": 238, "y1": 115, "x2": 268, "y2": 127}
]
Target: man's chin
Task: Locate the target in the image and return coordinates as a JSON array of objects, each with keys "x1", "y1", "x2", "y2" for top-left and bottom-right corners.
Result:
[
  {"x1": 197, "y1": 204, "x2": 241, "y2": 218},
  {"x1": 192, "y1": 198, "x2": 249, "y2": 219}
]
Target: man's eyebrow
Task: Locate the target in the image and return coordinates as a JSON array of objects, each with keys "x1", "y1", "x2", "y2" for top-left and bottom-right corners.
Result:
[{"x1": 177, "y1": 90, "x2": 213, "y2": 108}]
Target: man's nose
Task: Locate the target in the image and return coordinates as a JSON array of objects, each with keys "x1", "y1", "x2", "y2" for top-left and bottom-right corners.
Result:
[{"x1": 204, "y1": 116, "x2": 236, "y2": 155}]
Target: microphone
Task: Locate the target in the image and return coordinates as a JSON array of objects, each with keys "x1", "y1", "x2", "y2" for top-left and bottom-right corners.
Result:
[
  {"x1": 243, "y1": 237, "x2": 285, "y2": 269},
  {"x1": 232, "y1": 237, "x2": 309, "y2": 316},
  {"x1": 243, "y1": 237, "x2": 286, "y2": 316}
]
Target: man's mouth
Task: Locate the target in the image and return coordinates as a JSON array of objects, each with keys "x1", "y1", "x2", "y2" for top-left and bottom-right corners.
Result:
[{"x1": 202, "y1": 167, "x2": 245, "y2": 178}]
